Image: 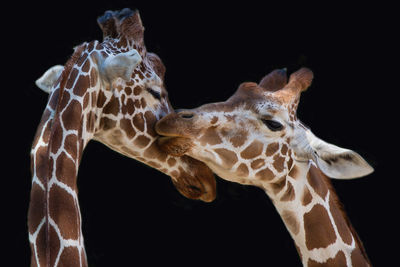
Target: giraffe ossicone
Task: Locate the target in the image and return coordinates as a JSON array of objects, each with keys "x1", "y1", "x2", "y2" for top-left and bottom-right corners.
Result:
[
  {"x1": 29, "y1": 8, "x2": 216, "y2": 267},
  {"x1": 156, "y1": 67, "x2": 373, "y2": 266}
]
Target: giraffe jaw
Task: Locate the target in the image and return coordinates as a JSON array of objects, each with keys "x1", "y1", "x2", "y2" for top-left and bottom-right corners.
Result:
[{"x1": 157, "y1": 136, "x2": 193, "y2": 157}]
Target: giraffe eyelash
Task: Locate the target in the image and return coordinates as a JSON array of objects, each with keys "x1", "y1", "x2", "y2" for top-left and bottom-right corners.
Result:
[
  {"x1": 261, "y1": 118, "x2": 284, "y2": 131},
  {"x1": 146, "y1": 87, "x2": 161, "y2": 100}
]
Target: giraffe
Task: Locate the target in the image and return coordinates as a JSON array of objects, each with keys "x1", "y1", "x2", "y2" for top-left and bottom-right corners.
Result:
[
  {"x1": 155, "y1": 68, "x2": 374, "y2": 266},
  {"x1": 29, "y1": 8, "x2": 216, "y2": 267}
]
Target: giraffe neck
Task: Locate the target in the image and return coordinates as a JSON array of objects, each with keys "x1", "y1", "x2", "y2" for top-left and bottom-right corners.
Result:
[
  {"x1": 29, "y1": 39, "x2": 215, "y2": 266},
  {"x1": 264, "y1": 160, "x2": 370, "y2": 267},
  {"x1": 29, "y1": 43, "x2": 100, "y2": 267}
]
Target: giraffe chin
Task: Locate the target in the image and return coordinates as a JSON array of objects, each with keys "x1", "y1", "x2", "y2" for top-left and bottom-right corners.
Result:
[{"x1": 157, "y1": 136, "x2": 193, "y2": 157}]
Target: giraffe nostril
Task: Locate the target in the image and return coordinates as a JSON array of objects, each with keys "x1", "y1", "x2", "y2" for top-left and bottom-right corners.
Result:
[{"x1": 179, "y1": 113, "x2": 194, "y2": 119}]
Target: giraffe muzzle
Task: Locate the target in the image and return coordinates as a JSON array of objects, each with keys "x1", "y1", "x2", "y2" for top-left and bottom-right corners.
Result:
[{"x1": 155, "y1": 111, "x2": 195, "y2": 138}]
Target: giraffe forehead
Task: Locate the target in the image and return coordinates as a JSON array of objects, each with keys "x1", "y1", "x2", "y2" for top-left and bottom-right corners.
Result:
[{"x1": 255, "y1": 97, "x2": 287, "y2": 115}]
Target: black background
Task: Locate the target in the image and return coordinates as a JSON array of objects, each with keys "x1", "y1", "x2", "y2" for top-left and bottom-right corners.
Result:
[{"x1": 6, "y1": 1, "x2": 397, "y2": 266}]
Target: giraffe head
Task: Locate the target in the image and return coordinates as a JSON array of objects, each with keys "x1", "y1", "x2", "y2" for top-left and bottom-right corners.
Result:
[
  {"x1": 34, "y1": 8, "x2": 216, "y2": 202},
  {"x1": 155, "y1": 68, "x2": 373, "y2": 186}
]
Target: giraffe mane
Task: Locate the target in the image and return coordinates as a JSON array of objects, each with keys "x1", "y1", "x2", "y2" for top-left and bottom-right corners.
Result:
[{"x1": 54, "y1": 43, "x2": 87, "y2": 115}]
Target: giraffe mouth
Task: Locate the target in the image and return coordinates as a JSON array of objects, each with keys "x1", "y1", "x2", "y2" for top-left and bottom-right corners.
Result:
[{"x1": 157, "y1": 136, "x2": 193, "y2": 157}]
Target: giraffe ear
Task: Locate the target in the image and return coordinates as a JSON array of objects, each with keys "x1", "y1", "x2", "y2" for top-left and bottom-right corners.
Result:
[
  {"x1": 96, "y1": 49, "x2": 142, "y2": 83},
  {"x1": 35, "y1": 65, "x2": 64, "y2": 93},
  {"x1": 305, "y1": 130, "x2": 374, "y2": 179}
]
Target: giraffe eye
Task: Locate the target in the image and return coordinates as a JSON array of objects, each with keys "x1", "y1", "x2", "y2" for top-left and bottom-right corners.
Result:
[
  {"x1": 261, "y1": 119, "x2": 283, "y2": 131},
  {"x1": 146, "y1": 88, "x2": 161, "y2": 100}
]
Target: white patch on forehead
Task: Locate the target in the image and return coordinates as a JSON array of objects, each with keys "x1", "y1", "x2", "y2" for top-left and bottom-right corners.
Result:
[{"x1": 254, "y1": 99, "x2": 284, "y2": 118}]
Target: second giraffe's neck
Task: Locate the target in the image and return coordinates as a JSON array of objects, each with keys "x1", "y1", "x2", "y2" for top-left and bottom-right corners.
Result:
[{"x1": 264, "y1": 161, "x2": 370, "y2": 267}]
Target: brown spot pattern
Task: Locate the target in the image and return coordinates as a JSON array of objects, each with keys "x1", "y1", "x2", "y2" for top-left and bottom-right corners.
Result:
[
  {"x1": 64, "y1": 134, "x2": 78, "y2": 160},
  {"x1": 266, "y1": 142, "x2": 279, "y2": 156},
  {"x1": 133, "y1": 86, "x2": 142, "y2": 95},
  {"x1": 62, "y1": 100, "x2": 82, "y2": 131},
  {"x1": 28, "y1": 184, "x2": 46, "y2": 232},
  {"x1": 123, "y1": 98, "x2": 135, "y2": 115},
  {"x1": 241, "y1": 140, "x2": 264, "y2": 159},
  {"x1": 255, "y1": 167, "x2": 274, "y2": 181},
  {"x1": 97, "y1": 90, "x2": 107, "y2": 108},
  {"x1": 144, "y1": 111, "x2": 157, "y2": 136},
  {"x1": 35, "y1": 146, "x2": 50, "y2": 182},
  {"x1": 49, "y1": 185, "x2": 79, "y2": 240},
  {"x1": 49, "y1": 224, "x2": 61, "y2": 266},
  {"x1": 251, "y1": 159, "x2": 265, "y2": 169},
  {"x1": 120, "y1": 118, "x2": 136, "y2": 139},
  {"x1": 214, "y1": 148, "x2": 238, "y2": 168},
  {"x1": 237, "y1": 163, "x2": 249, "y2": 176},
  {"x1": 229, "y1": 130, "x2": 248, "y2": 147},
  {"x1": 82, "y1": 94, "x2": 89, "y2": 110},
  {"x1": 50, "y1": 125, "x2": 63, "y2": 154},
  {"x1": 58, "y1": 247, "x2": 81, "y2": 267},
  {"x1": 307, "y1": 165, "x2": 328, "y2": 199},
  {"x1": 102, "y1": 96, "x2": 119, "y2": 116},
  {"x1": 65, "y1": 68, "x2": 79, "y2": 89},
  {"x1": 125, "y1": 86, "x2": 132, "y2": 95},
  {"x1": 34, "y1": 225, "x2": 47, "y2": 267},
  {"x1": 281, "y1": 144, "x2": 288, "y2": 155},
  {"x1": 329, "y1": 193, "x2": 353, "y2": 245},
  {"x1": 304, "y1": 204, "x2": 337, "y2": 250},
  {"x1": 288, "y1": 164, "x2": 299, "y2": 179},
  {"x1": 133, "y1": 113, "x2": 145, "y2": 132},
  {"x1": 73, "y1": 74, "x2": 90, "y2": 97},
  {"x1": 199, "y1": 126, "x2": 222, "y2": 146},
  {"x1": 56, "y1": 152, "x2": 77, "y2": 189},
  {"x1": 90, "y1": 67, "x2": 98, "y2": 87},
  {"x1": 273, "y1": 154, "x2": 285, "y2": 172},
  {"x1": 134, "y1": 135, "x2": 151, "y2": 148}
]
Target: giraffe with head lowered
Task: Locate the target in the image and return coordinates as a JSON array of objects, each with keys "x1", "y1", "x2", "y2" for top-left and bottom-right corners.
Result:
[
  {"x1": 156, "y1": 68, "x2": 374, "y2": 266},
  {"x1": 29, "y1": 8, "x2": 216, "y2": 267}
]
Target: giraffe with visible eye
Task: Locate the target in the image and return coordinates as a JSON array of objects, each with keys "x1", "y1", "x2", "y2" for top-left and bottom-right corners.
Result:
[
  {"x1": 156, "y1": 68, "x2": 373, "y2": 266},
  {"x1": 29, "y1": 9, "x2": 215, "y2": 267}
]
